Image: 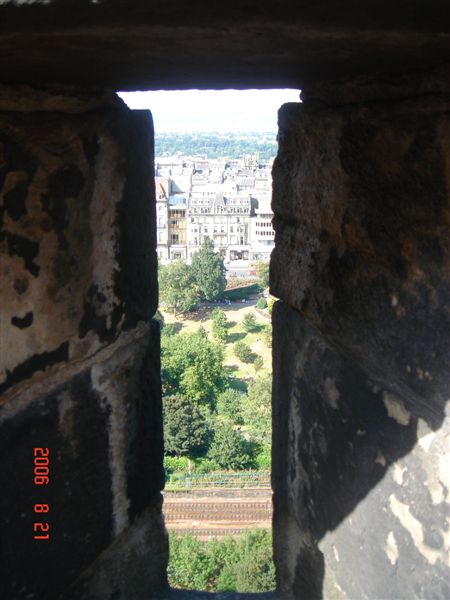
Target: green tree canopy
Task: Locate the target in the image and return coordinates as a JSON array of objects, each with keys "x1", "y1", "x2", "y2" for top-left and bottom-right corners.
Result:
[
  {"x1": 167, "y1": 530, "x2": 275, "y2": 592},
  {"x1": 241, "y1": 373, "x2": 272, "y2": 446},
  {"x1": 191, "y1": 237, "x2": 226, "y2": 301},
  {"x1": 232, "y1": 530, "x2": 275, "y2": 592},
  {"x1": 159, "y1": 260, "x2": 198, "y2": 314},
  {"x1": 253, "y1": 356, "x2": 264, "y2": 373},
  {"x1": 254, "y1": 261, "x2": 270, "y2": 288},
  {"x1": 163, "y1": 394, "x2": 210, "y2": 458},
  {"x1": 211, "y1": 308, "x2": 228, "y2": 343},
  {"x1": 242, "y1": 312, "x2": 257, "y2": 332},
  {"x1": 261, "y1": 324, "x2": 272, "y2": 348},
  {"x1": 234, "y1": 341, "x2": 253, "y2": 363},
  {"x1": 216, "y1": 388, "x2": 245, "y2": 424},
  {"x1": 161, "y1": 327, "x2": 227, "y2": 408},
  {"x1": 208, "y1": 422, "x2": 257, "y2": 470}
]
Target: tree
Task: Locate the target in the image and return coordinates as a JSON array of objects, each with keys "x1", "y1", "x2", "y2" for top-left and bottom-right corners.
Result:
[
  {"x1": 254, "y1": 261, "x2": 270, "y2": 288},
  {"x1": 163, "y1": 394, "x2": 210, "y2": 458},
  {"x1": 253, "y1": 356, "x2": 264, "y2": 373},
  {"x1": 161, "y1": 327, "x2": 227, "y2": 408},
  {"x1": 267, "y1": 296, "x2": 275, "y2": 314},
  {"x1": 208, "y1": 422, "x2": 257, "y2": 470},
  {"x1": 167, "y1": 530, "x2": 275, "y2": 592},
  {"x1": 242, "y1": 312, "x2": 257, "y2": 332},
  {"x1": 256, "y1": 297, "x2": 267, "y2": 309},
  {"x1": 211, "y1": 308, "x2": 228, "y2": 343},
  {"x1": 216, "y1": 389, "x2": 245, "y2": 424},
  {"x1": 159, "y1": 260, "x2": 198, "y2": 314},
  {"x1": 163, "y1": 322, "x2": 183, "y2": 337},
  {"x1": 167, "y1": 533, "x2": 211, "y2": 590},
  {"x1": 241, "y1": 373, "x2": 272, "y2": 446},
  {"x1": 191, "y1": 236, "x2": 226, "y2": 301},
  {"x1": 261, "y1": 324, "x2": 272, "y2": 348},
  {"x1": 233, "y1": 530, "x2": 275, "y2": 592},
  {"x1": 234, "y1": 341, "x2": 253, "y2": 363}
]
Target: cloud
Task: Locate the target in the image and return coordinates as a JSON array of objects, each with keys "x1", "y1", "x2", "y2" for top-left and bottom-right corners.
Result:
[{"x1": 117, "y1": 89, "x2": 300, "y2": 132}]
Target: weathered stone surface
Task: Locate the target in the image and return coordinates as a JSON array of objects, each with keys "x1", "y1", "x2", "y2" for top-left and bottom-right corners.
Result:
[
  {"x1": 0, "y1": 88, "x2": 157, "y2": 401},
  {"x1": 0, "y1": 2, "x2": 450, "y2": 89},
  {"x1": 0, "y1": 323, "x2": 166, "y2": 600},
  {"x1": 271, "y1": 86, "x2": 450, "y2": 430},
  {"x1": 272, "y1": 301, "x2": 450, "y2": 600},
  {"x1": 60, "y1": 502, "x2": 167, "y2": 600},
  {"x1": 271, "y1": 76, "x2": 450, "y2": 598},
  {"x1": 0, "y1": 87, "x2": 165, "y2": 599}
]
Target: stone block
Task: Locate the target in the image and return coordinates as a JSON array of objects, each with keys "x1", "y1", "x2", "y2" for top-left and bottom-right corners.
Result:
[
  {"x1": 272, "y1": 301, "x2": 450, "y2": 599},
  {"x1": 0, "y1": 88, "x2": 157, "y2": 402},
  {"x1": 0, "y1": 323, "x2": 166, "y2": 599},
  {"x1": 0, "y1": 87, "x2": 165, "y2": 599},
  {"x1": 272, "y1": 89, "x2": 450, "y2": 429}
]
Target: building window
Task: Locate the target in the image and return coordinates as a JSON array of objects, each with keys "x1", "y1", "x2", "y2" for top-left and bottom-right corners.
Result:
[{"x1": 171, "y1": 234, "x2": 179, "y2": 244}]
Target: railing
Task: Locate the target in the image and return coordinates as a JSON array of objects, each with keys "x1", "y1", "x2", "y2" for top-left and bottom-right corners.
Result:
[{"x1": 165, "y1": 469, "x2": 271, "y2": 490}]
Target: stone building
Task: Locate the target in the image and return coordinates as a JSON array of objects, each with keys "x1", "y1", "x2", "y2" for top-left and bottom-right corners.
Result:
[
  {"x1": 1, "y1": 3, "x2": 450, "y2": 600},
  {"x1": 187, "y1": 192, "x2": 253, "y2": 261},
  {"x1": 168, "y1": 196, "x2": 188, "y2": 261},
  {"x1": 249, "y1": 196, "x2": 275, "y2": 261},
  {"x1": 155, "y1": 177, "x2": 170, "y2": 261},
  {"x1": 157, "y1": 155, "x2": 271, "y2": 263}
]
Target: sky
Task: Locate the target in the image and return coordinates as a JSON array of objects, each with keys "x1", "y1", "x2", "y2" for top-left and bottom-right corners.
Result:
[{"x1": 117, "y1": 89, "x2": 301, "y2": 133}]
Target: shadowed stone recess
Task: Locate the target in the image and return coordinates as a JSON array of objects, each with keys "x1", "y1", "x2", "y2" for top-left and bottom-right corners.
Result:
[{"x1": 272, "y1": 301, "x2": 450, "y2": 600}]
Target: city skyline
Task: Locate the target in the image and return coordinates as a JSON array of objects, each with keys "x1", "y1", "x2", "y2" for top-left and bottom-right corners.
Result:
[{"x1": 117, "y1": 89, "x2": 301, "y2": 133}]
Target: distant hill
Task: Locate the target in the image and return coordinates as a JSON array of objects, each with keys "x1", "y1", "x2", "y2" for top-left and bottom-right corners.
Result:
[{"x1": 155, "y1": 132, "x2": 278, "y2": 161}]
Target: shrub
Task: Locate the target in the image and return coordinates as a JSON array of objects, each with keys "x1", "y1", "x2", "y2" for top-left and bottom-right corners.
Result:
[
  {"x1": 164, "y1": 455, "x2": 190, "y2": 474},
  {"x1": 192, "y1": 457, "x2": 219, "y2": 473},
  {"x1": 234, "y1": 530, "x2": 275, "y2": 592},
  {"x1": 255, "y1": 446, "x2": 271, "y2": 468},
  {"x1": 242, "y1": 312, "x2": 257, "y2": 332},
  {"x1": 168, "y1": 533, "x2": 211, "y2": 590},
  {"x1": 163, "y1": 322, "x2": 182, "y2": 337},
  {"x1": 234, "y1": 341, "x2": 253, "y2": 363},
  {"x1": 253, "y1": 356, "x2": 264, "y2": 373},
  {"x1": 261, "y1": 325, "x2": 272, "y2": 348},
  {"x1": 168, "y1": 530, "x2": 275, "y2": 592},
  {"x1": 256, "y1": 297, "x2": 267, "y2": 309}
]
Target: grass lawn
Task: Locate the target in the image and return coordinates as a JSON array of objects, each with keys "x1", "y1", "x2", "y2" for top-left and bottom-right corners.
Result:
[{"x1": 161, "y1": 300, "x2": 272, "y2": 384}]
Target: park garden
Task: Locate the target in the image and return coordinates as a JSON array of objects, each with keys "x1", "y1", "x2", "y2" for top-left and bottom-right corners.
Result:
[{"x1": 157, "y1": 239, "x2": 275, "y2": 592}]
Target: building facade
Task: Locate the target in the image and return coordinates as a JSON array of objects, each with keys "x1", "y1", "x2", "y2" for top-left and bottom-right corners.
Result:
[{"x1": 155, "y1": 155, "x2": 275, "y2": 268}]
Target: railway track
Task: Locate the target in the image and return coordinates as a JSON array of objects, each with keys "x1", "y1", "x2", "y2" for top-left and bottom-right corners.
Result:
[
  {"x1": 164, "y1": 501, "x2": 272, "y2": 522},
  {"x1": 164, "y1": 494, "x2": 272, "y2": 537}
]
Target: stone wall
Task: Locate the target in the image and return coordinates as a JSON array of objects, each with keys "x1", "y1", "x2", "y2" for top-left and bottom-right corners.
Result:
[
  {"x1": 271, "y1": 72, "x2": 450, "y2": 599},
  {"x1": 0, "y1": 87, "x2": 167, "y2": 599}
]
